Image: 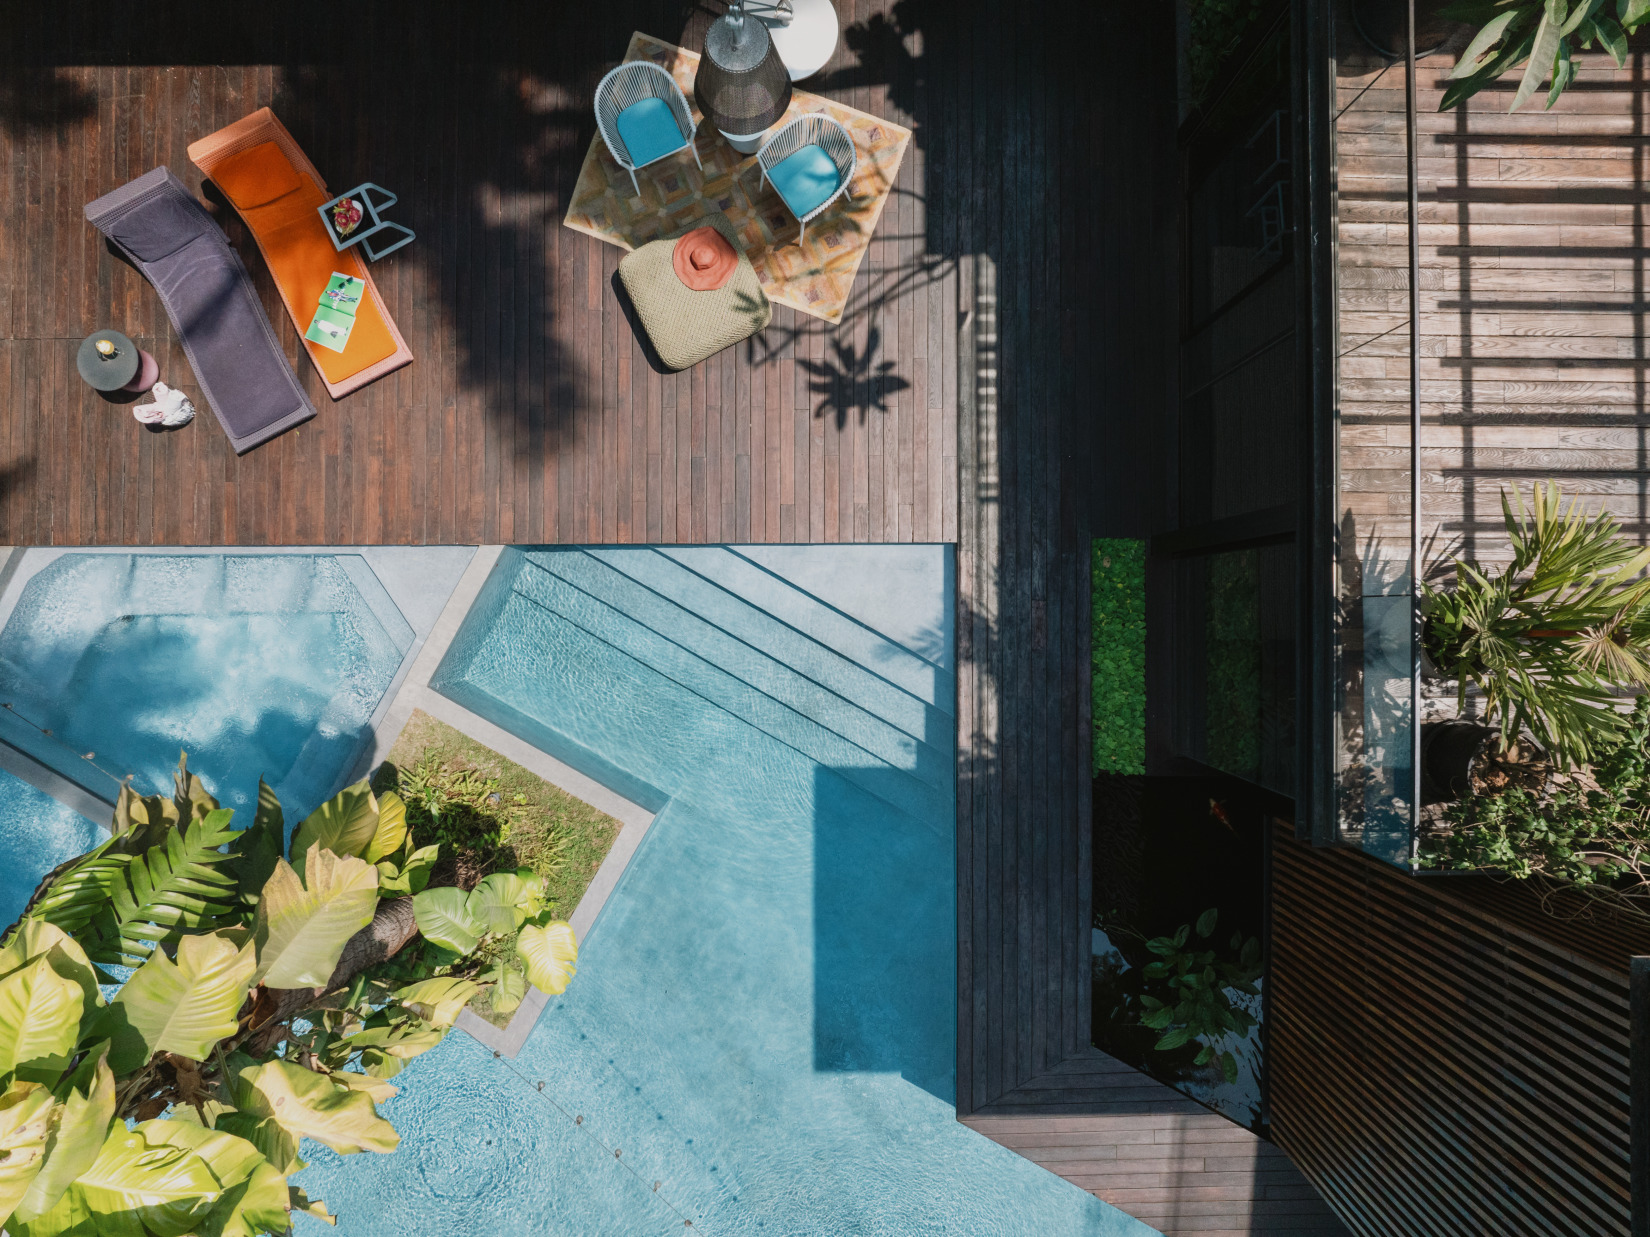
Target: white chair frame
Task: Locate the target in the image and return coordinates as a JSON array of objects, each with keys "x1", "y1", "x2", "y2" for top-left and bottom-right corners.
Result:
[
  {"x1": 756, "y1": 112, "x2": 857, "y2": 247},
  {"x1": 594, "y1": 61, "x2": 703, "y2": 197}
]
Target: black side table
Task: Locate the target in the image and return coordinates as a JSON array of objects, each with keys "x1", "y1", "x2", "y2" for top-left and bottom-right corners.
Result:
[{"x1": 77, "y1": 331, "x2": 157, "y2": 393}]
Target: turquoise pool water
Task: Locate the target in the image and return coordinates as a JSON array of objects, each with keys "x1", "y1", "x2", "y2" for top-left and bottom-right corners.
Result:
[
  {"x1": 0, "y1": 554, "x2": 410, "y2": 819},
  {"x1": 296, "y1": 547, "x2": 1151, "y2": 1236},
  {"x1": 0, "y1": 768, "x2": 102, "y2": 929}
]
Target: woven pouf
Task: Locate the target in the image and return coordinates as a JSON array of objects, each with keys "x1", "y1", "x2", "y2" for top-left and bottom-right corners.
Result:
[{"x1": 618, "y1": 213, "x2": 771, "y2": 371}]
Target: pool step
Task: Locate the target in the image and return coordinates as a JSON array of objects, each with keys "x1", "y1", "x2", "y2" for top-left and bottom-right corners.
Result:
[
  {"x1": 576, "y1": 548, "x2": 951, "y2": 742},
  {"x1": 655, "y1": 547, "x2": 954, "y2": 715},
  {"x1": 508, "y1": 553, "x2": 951, "y2": 822}
]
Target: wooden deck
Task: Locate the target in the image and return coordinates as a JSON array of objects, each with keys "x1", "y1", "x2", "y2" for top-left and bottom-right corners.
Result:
[
  {"x1": 1335, "y1": 38, "x2": 1650, "y2": 573},
  {"x1": 0, "y1": 2, "x2": 956, "y2": 545}
]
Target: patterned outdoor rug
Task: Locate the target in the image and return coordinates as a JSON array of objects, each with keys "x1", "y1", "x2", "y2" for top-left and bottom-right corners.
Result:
[{"x1": 563, "y1": 31, "x2": 911, "y2": 325}]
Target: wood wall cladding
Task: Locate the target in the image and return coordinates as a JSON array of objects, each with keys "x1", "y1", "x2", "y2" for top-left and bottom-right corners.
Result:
[
  {"x1": 1335, "y1": 40, "x2": 1650, "y2": 578},
  {"x1": 1269, "y1": 823, "x2": 1650, "y2": 1237}
]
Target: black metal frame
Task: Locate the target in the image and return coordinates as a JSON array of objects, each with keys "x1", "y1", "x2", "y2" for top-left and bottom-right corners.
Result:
[{"x1": 1294, "y1": 0, "x2": 1339, "y2": 847}]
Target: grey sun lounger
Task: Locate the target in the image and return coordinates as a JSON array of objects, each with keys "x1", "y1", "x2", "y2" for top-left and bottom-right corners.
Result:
[{"x1": 85, "y1": 167, "x2": 314, "y2": 454}]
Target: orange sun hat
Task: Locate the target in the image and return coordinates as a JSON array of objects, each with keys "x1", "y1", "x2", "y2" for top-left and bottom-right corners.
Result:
[{"x1": 672, "y1": 226, "x2": 738, "y2": 291}]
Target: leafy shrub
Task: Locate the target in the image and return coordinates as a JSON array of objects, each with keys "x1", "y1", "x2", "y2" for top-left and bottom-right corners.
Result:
[
  {"x1": 1423, "y1": 482, "x2": 1650, "y2": 770},
  {"x1": 1099, "y1": 907, "x2": 1262, "y2": 1085},
  {"x1": 1092, "y1": 539, "x2": 1146, "y2": 775},
  {"x1": 1420, "y1": 695, "x2": 1650, "y2": 910},
  {"x1": 0, "y1": 755, "x2": 576, "y2": 1236}
]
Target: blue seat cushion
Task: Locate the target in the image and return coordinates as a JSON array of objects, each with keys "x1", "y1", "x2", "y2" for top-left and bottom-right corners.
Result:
[
  {"x1": 768, "y1": 143, "x2": 842, "y2": 219},
  {"x1": 615, "y1": 97, "x2": 686, "y2": 168}
]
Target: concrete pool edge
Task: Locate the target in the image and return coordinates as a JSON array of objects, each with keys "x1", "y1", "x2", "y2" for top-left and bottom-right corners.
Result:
[{"x1": 354, "y1": 545, "x2": 659, "y2": 1058}]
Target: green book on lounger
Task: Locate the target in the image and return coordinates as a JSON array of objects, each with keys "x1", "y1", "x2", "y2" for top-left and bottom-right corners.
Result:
[
  {"x1": 304, "y1": 273, "x2": 367, "y2": 352},
  {"x1": 305, "y1": 304, "x2": 356, "y2": 353}
]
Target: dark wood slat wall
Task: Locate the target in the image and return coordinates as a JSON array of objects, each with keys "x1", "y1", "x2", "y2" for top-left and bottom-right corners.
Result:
[
  {"x1": 1271, "y1": 824, "x2": 1650, "y2": 1237},
  {"x1": 952, "y1": 0, "x2": 1181, "y2": 1124},
  {"x1": 0, "y1": 2, "x2": 955, "y2": 546},
  {"x1": 947, "y1": 4, "x2": 1349, "y2": 1233}
]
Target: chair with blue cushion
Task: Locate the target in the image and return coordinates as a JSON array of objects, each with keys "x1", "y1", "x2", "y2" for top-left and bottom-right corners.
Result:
[
  {"x1": 756, "y1": 113, "x2": 857, "y2": 247},
  {"x1": 595, "y1": 61, "x2": 703, "y2": 197}
]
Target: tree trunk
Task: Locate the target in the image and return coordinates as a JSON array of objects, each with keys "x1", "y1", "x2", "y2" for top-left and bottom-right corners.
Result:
[{"x1": 245, "y1": 897, "x2": 420, "y2": 1053}]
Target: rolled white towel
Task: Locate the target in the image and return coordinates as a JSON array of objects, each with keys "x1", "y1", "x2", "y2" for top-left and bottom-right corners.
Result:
[{"x1": 132, "y1": 381, "x2": 195, "y2": 428}]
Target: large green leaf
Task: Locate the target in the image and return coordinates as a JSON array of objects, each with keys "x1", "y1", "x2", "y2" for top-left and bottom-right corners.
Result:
[
  {"x1": 10, "y1": 1047, "x2": 115, "y2": 1225},
  {"x1": 227, "y1": 780, "x2": 284, "y2": 909},
  {"x1": 376, "y1": 844, "x2": 440, "y2": 897},
  {"x1": 517, "y1": 921, "x2": 578, "y2": 996},
  {"x1": 289, "y1": 781, "x2": 380, "y2": 868},
  {"x1": 393, "y1": 977, "x2": 479, "y2": 1029},
  {"x1": 139, "y1": 1120, "x2": 269, "y2": 1227},
  {"x1": 0, "y1": 956, "x2": 85, "y2": 1085},
  {"x1": 26, "y1": 1120, "x2": 220, "y2": 1237},
  {"x1": 1450, "y1": 8, "x2": 1520, "y2": 77},
  {"x1": 1511, "y1": 0, "x2": 1565, "y2": 112},
  {"x1": 115, "y1": 932, "x2": 256, "y2": 1064},
  {"x1": 466, "y1": 870, "x2": 541, "y2": 936},
  {"x1": 212, "y1": 1112, "x2": 299, "y2": 1179},
  {"x1": 237, "y1": 1059, "x2": 399, "y2": 1155},
  {"x1": 34, "y1": 807, "x2": 245, "y2": 968},
  {"x1": 411, "y1": 886, "x2": 484, "y2": 955},
  {"x1": 362, "y1": 791, "x2": 408, "y2": 864},
  {"x1": 0, "y1": 1082, "x2": 56, "y2": 1224},
  {"x1": 22, "y1": 846, "x2": 132, "y2": 939},
  {"x1": 0, "y1": 926, "x2": 101, "y2": 1029},
  {"x1": 252, "y1": 845, "x2": 379, "y2": 990},
  {"x1": 486, "y1": 959, "x2": 527, "y2": 1017},
  {"x1": 201, "y1": 1154, "x2": 290, "y2": 1237}
]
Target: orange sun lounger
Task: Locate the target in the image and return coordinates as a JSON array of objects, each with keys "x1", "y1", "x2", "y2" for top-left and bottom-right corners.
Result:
[{"x1": 187, "y1": 108, "x2": 412, "y2": 399}]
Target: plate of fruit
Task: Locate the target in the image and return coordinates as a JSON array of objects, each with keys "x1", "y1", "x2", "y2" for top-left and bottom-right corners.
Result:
[{"x1": 329, "y1": 196, "x2": 364, "y2": 239}]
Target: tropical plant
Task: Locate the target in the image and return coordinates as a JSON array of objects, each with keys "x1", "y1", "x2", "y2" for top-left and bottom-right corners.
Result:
[
  {"x1": 1423, "y1": 482, "x2": 1650, "y2": 769},
  {"x1": 1103, "y1": 909, "x2": 1262, "y2": 1085},
  {"x1": 1420, "y1": 694, "x2": 1650, "y2": 908},
  {"x1": 1440, "y1": 0, "x2": 1649, "y2": 112},
  {"x1": 0, "y1": 755, "x2": 578, "y2": 1236}
]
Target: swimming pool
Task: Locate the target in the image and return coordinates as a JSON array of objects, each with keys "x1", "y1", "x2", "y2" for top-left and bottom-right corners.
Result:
[
  {"x1": 0, "y1": 552, "x2": 414, "y2": 818},
  {"x1": 295, "y1": 546, "x2": 1151, "y2": 1236},
  {"x1": 0, "y1": 767, "x2": 102, "y2": 929}
]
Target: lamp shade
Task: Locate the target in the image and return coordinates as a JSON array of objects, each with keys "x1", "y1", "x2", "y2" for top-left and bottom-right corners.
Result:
[{"x1": 694, "y1": 3, "x2": 793, "y2": 137}]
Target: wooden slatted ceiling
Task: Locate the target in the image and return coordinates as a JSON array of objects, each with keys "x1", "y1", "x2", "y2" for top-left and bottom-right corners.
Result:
[
  {"x1": 1270, "y1": 822, "x2": 1650, "y2": 1237},
  {"x1": 0, "y1": 2, "x2": 954, "y2": 546},
  {"x1": 1336, "y1": 38, "x2": 1650, "y2": 573}
]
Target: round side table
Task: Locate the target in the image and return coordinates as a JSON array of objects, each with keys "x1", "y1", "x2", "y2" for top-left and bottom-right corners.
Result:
[
  {"x1": 765, "y1": 0, "x2": 839, "y2": 82},
  {"x1": 77, "y1": 331, "x2": 158, "y2": 394}
]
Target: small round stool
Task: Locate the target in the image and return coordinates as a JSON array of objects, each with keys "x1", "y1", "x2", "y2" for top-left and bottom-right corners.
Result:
[
  {"x1": 767, "y1": 0, "x2": 839, "y2": 82},
  {"x1": 76, "y1": 330, "x2": 158, "y2": 394}
]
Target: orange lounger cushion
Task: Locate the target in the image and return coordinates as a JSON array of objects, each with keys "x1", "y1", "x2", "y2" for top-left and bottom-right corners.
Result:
[{"x1": 187, "y1": 112, "x2": 411, "y2": 399}]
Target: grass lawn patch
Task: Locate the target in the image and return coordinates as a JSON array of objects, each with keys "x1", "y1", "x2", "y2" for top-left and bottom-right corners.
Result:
[
  {"x1": 1092, "y1": 539, "x2": 1146, "y2": 775},
  {"x1": 374, "y1": 708, "x2": 622, "y2": 1027}
]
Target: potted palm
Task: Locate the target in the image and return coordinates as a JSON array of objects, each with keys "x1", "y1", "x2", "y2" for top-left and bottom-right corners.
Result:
[{"x1": 1422, "y1": 482, "x2": 1650, "y2": 773}]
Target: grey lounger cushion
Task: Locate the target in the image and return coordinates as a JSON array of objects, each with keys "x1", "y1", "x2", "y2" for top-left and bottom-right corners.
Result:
[{"x1": 85, "y1": 167, "x2": 314, "y2": 454}]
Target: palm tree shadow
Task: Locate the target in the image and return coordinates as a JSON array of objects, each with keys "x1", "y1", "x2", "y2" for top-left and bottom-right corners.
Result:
[{"x1": 800, "y1": 325, "x2": 911, "y2": 430}]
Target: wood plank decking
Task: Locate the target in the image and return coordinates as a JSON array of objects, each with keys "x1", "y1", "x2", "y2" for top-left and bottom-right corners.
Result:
[{"x1": 0, "y1": 2, "x2": 956, "y2": 545}]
